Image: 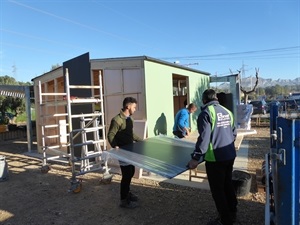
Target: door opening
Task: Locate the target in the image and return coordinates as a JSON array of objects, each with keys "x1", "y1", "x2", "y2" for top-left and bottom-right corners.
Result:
[{"x1": 172, "y1": 74, "x2": 189, "y2": 117}]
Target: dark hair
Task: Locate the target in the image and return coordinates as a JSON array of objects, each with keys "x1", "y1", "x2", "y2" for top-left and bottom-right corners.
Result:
[
  {"x1": 123, "y1": 97, "x2": 137, "y2": 109},
  {"x1": 202, "y1": 89, "x2": 218, "y2": 103},
  {"x1": 184, "y1": 99, "x2": 187, "y2": 107},
  {"x1": 187, "y1": 103, "x2": 197, "y2": 110}
]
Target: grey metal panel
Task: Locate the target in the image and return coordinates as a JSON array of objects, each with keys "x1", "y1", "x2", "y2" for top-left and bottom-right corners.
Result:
[
  {"x1": 63, "y1": 52, "x2": 93, "y2": 117},
  {"x1": 63, "y1": 53, "x2": 93, "y2": 156},
  {"x1": 108, "y1": 136, "x2": 199, "y2": 179}
]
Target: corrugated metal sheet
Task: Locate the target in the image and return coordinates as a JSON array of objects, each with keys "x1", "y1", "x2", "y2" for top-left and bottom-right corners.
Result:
[
  {"x1": 0, "y1": 85, "x2": 33, "y2": 98},
  {"x1": 0, "y1": 90, "x2": 25, "y2": 98}
]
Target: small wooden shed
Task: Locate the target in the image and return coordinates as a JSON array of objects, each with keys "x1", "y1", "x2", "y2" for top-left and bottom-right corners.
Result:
[{"x1": 32, "y1": 53, "x2": 210, "y2": 153}]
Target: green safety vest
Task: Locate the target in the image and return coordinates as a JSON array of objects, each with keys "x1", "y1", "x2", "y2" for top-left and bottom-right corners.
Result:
[{"x1": 204, "y1": 105, "x2": 234, "y2": 162}]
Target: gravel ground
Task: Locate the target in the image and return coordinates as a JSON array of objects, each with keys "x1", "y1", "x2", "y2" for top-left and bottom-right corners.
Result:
[{"x1": 0, "y1": 126, "x2": 270, "y2": 225}]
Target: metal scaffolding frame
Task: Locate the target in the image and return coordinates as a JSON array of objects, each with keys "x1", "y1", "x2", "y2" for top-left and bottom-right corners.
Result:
[{"x1": 38, "y1": 68, "x2": 112, "y2": 192}]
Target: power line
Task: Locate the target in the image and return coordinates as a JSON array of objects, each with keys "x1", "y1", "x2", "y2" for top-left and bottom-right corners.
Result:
[
  {"x1": 8, "y1": 0, "x2": 167, "y2": 53},
  {"x1": 160, "y1": 46, "x2": 300, "y2": 60}
]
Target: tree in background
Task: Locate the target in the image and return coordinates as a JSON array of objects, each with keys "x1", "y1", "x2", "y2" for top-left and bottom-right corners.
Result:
[
  {"x1": 0, "y1": 97, "x2": 25, "y2": 124},
  {"x1": 0, "y1": 75, "x2": 31, "y2": 85},
  {"x1": 0, "y1": 75, "x2": 18, "y2": 85},
  {"x1": 0, "y1": 75, "x2": 30, "y2": 124},
  {"x1": 240, "y1": 68, "x2": 259, "y2": 103},
  {"x1": 256, "y1": 87, "x2": 265, "y2": 96},
  {"x1": 51, "y1": 64, "x2": 61, "y2": 70}
]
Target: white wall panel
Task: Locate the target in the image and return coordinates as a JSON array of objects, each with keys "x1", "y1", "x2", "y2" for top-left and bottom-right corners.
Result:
[
  {"x1": 104, "y1": 70, "x2": 123, "y2": 94},
  {"x1": 123, "y1": 69, "x2": 143, "y2": 93}
]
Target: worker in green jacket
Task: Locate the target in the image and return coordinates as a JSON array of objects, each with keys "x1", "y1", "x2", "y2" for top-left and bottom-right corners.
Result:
[
  {"x1": 107, "y1": 97, "x2": 143, "y2": 209},
  {"x1": 188, "y1": 89, "x2": 237, "y2": 225}
]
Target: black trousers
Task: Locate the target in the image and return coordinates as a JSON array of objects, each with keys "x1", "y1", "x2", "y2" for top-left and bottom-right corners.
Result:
[
  {"x1": 120, "y1": 164, "x2": 135, "y2": 200},
  {"x1": 172, "y1": 130, "x2": 185, "y2": 139},
  {"x1": 205, "y1": 160, "x2": 238, "y2": 225}
]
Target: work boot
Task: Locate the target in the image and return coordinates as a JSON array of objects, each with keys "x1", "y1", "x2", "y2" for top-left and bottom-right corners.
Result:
[
  {"x1": 119, "y1": 199, "x2": 138, "y2": 209},
  {"x1": 129, "y1": 192, "x2": 138, "y2": 202},
  {"x1": 215, "y1": 211, "x2": 237, "y2": 224}
]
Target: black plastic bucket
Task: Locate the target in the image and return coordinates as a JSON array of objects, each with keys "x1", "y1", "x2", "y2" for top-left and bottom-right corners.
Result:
[{"x1": 232, "y1": 170, "x2": 252, "y2": 197}]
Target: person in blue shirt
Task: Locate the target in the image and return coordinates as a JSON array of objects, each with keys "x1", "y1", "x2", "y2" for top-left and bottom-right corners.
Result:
[{"x1": 173, "y1": 103, "x2": 197, "y2": 138}]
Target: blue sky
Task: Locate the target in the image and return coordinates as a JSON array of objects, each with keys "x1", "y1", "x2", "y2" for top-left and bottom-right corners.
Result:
[{"x1": 1, "y1": 0, "x2": 299, "y2": 83}]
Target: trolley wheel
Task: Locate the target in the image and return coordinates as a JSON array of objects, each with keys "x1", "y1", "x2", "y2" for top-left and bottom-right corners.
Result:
[
  {"x1": 69, "y1": 179, "x2": 82, "y2": 193},
  {"x1": 41, "y1": 165, "x2": 51, "y2": 174},
  {"x1": 72, "y1": 183, "x2": 82, "y2": 193},
  {"x1": 100, "y1": 174, "x2": 113, "y2": 184}
]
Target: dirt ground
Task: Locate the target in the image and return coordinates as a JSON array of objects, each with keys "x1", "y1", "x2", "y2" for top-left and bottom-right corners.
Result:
[{"x1": 0, "y1": 126, "x2": 270, "y2": 225}]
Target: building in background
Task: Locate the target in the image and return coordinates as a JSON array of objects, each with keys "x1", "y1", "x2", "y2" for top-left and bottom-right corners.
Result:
[{"x1": 31, "y1": 53, "x2": 210, "y2": 153}]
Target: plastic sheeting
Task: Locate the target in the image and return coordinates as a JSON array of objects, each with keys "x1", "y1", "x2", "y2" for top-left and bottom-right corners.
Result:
[
  {"x1": 236, "y1": 104, "x2": 253, "y2": 130},
  {"x1": 103, "y1": 135, "x2": 198, "y2": 179}
]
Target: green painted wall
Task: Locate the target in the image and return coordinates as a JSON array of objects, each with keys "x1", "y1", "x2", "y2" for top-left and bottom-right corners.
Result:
[{"x1": 144, "y1": 60, "x2": 210, "y2": 138}]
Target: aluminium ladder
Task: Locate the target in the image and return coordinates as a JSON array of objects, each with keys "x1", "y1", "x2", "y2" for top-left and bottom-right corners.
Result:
[{"x1": 38, "y1": 69, "x2": 112, "y2": 192}]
